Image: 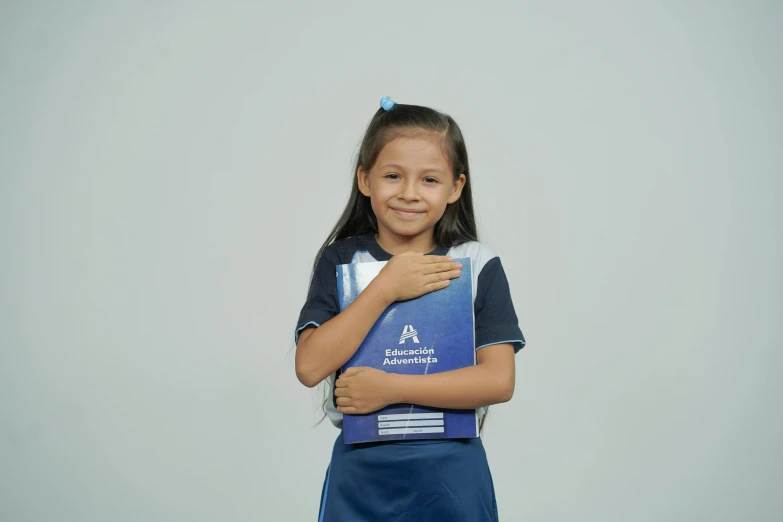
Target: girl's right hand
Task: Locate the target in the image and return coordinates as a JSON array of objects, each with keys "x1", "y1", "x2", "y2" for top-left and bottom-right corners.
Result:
[{"x1": 374, "y1": 251, "x2": 463, "y2": 303}]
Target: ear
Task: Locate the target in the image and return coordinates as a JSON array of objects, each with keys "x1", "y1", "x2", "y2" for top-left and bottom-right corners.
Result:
[
  {"x1": 357, "y1": 166, "x2": 372, "y2": 197},
  {"x1": 447, "y1": 173, "x2": 467, "y2": 204}
]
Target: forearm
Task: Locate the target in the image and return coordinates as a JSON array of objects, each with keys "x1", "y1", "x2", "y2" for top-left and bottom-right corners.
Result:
[
  {"x1": 295, "y1": 281, "x2": 392, "y2": 387},
  {"x1": 388, "y1": 363, "x2": 514, "y2": 410}
]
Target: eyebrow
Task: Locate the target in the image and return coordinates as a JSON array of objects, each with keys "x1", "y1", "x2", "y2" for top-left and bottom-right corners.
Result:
[{"x1": 379, "y1": 164, "x2": 445, "y2": 175}]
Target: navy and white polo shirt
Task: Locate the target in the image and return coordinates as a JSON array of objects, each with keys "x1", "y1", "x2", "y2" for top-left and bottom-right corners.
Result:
[{"x1": 296, "y1": 234, "x2": 525, "y2": 428}]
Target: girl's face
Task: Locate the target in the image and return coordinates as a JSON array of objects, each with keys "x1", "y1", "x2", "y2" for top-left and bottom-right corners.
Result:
[{"x1": 357, "y1": 136, "x2": 466, "y2": 248}]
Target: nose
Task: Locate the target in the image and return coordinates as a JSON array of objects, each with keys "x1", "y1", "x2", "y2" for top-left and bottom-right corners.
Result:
[{"x1": 398, "y1": 178, "x2": 420, "y2": 202}]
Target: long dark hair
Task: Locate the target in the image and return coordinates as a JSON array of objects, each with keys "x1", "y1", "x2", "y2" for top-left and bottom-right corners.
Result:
[{"x1": 312, "y1": 102, "x2": 478, "y2": 270}]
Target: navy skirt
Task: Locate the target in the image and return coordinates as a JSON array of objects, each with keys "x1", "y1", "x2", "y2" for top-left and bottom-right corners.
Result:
[{"x1": 317, "y1": 431, "x2": 499, "y2": 522}]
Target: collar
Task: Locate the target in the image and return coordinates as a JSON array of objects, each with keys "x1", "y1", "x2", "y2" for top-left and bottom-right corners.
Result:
[{"x1": 362, "y1": 234, "x2": 448, "y2": 261}]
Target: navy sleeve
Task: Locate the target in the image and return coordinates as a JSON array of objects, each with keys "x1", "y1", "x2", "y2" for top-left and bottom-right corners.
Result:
[
  {"x1": 474, "y1": 257, "x2": 526, "y2": 353},
  {"x1": 295, "y1": 247, "x2": 340, "y2": 343}
]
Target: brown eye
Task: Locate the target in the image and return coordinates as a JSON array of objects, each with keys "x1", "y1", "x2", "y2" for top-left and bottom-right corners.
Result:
[{"x1": 424, "y1": 177, "x2": 439, "y2": 184}]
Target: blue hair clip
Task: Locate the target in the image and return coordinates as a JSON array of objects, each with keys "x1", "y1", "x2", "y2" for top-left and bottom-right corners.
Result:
[{"x1": 380, "y1": 96, "x2": 396, "y2": 111}]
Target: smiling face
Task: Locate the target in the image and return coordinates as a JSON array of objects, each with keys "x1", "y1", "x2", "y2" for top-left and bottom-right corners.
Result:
[{"x1": 357, "y1": 135, "x2": 466, "y2": 253}]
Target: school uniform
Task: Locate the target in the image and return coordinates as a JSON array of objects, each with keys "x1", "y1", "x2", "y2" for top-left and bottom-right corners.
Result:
[{"x1": 296, "y1": 234, "x2": 525, "y2": 522}]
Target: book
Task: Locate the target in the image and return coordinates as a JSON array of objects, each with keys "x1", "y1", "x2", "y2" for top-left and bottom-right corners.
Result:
[{"x1": 336, "y1": 258, "x2": 477, "y2": 444}]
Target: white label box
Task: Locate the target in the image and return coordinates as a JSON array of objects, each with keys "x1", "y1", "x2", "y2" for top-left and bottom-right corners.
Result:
[
  {"x1": 377, "y1": 413, "x2": 444, "y2": 422},
  {"x1": 378, "y1": 427, "x2": 445, "y2": 435},
  {"x1": 378, "y1": 420, "x2": 445, "y2": 428}
]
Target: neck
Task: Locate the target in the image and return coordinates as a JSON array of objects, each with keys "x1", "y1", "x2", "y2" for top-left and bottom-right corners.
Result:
[{"x1": 375, "y1": 228, "x2": 437, "y2": 255}]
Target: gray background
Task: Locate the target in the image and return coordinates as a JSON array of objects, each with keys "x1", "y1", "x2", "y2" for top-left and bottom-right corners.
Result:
[{"x1": 2, "y1": 1, "x2": 781, "y2": 521}]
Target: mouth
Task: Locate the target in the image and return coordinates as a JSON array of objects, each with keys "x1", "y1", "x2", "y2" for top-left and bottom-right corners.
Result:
[{"x1": 391, "y1": 208, "x2": 425, "y2": 218}]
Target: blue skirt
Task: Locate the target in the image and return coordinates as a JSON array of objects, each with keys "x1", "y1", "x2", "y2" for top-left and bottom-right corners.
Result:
[{"x1": 318, "y1": 431, "x2": 499, "y2": 522}]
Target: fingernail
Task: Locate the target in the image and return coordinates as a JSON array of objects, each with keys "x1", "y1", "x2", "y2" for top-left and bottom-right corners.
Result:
[{"x1": 455, "y1": 262, "x2": 462, "y2": 268}]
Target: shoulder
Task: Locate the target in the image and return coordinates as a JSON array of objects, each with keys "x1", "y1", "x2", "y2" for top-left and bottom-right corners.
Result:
[
  {"x1": 319, "y1": 236, "x2": 372, "y2": 265},
  {"x1": 447, "y1": 240, "x2": 499, "y2": 276}
]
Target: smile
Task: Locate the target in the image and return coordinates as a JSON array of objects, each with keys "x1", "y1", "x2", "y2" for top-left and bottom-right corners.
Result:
[{"x1": 391, "y1": 208, "x2": 425, "y2": 218}]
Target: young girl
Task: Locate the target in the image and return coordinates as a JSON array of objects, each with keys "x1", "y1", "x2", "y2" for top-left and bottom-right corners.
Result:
[{"x1": 294, "y1": 97, "x2": 526, "y2": 522}]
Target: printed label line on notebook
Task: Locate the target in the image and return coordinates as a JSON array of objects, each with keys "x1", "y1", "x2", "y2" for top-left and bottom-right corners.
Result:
[
  {"x1": 378, "y1": 420, "x2": 445, "y2": 428},
  {"x1": 378, "y1": 427, "x2": 445, "y2": 435},
  {"x1": 377, "y1": 413, "x2": 444, "y2": 421}
]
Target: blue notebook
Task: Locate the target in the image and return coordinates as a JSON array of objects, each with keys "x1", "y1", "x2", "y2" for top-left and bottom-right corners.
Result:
[{"x1": 336, "y1": 258, "x2": 478, "y2": 444}]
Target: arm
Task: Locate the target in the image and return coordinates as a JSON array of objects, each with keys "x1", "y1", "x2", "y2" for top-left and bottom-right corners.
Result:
[
  {"x1": 295, "y1": 252, "x2": 461, "y2": 388},
  {"x1": 391, "y1": 343, "x2": 516, "y2": 408},
  {"x1": 335, "y1": 253, "x2": 524, "y2": 413},
  {"x1": 335, "y1": 343, "x2": 515, "y2": 413},
  {"x1": 295, "y1": 280, "x2": 392, "y2": 388}
]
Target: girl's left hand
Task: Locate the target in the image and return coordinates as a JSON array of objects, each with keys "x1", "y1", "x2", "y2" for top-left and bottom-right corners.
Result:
[{"x1": 335, "y1": 367, "x2": 395, "y2": 415}]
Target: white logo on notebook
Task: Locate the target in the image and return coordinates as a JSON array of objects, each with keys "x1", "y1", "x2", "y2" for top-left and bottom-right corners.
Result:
[{"x1": 399, "y1": 325, "x2": 420, "y2": 344}]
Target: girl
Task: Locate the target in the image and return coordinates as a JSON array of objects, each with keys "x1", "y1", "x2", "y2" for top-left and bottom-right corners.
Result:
[{"x1": 294, "y1": 97, "x2": 526, "y2": 522}]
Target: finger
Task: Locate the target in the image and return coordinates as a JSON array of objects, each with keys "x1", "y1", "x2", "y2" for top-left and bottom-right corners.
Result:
[
  {"x1": 338, "y1": 406, "x2": 359, "y2": 414},
  {"x1": 342, "y1": 367, "x2": 359, "y2": 377},
  {"x1": 336, "y1": 397, "x2": 351, "y2": 406},
  {"x1": 334, "y1": 387, "x2": 347, "y2": 397},
  {"x1": 422, "y1": 262, "x2": 463, "y2": 275},
  {"x1": 420, "y1": 255, "x2": 454, "y2": 264},
  {"x1": 426, "y1": 269, "x2": 462, "y2": 284},
  {"x1": 335, "y1": 377, "x2": 350, "y2": 387},
  {"x1": 424, "y1": 279, "x2": 452, "y2": 292}
]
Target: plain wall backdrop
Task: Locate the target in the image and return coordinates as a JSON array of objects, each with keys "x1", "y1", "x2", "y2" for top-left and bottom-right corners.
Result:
[{"x1": 1, "y1": 1, "x2": 781, "y2": 521}]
